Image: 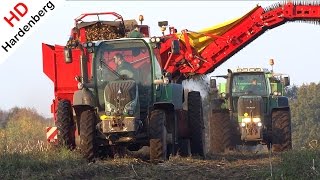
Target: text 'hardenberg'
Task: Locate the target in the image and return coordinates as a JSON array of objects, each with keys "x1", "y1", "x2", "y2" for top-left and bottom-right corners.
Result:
[{"x1": 2, "y1": 1, "x2": 55, "y2": 53}]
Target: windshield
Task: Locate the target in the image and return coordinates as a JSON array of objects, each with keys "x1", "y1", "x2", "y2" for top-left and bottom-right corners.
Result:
[
  {"x1": 232, "y1": 73, "x2": 267, "y2": 96},
  {"x1": 94, "y1": 40, "x2": 152, "y2": 108}
]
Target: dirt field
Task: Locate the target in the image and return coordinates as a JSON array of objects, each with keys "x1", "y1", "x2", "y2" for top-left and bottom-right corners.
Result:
[
  {"x1": 73, "y1": 151, "x2": 277, "y2": 180},
  {"x1": 1, "y1": 144, "x2": 316, "y2": 180},
  {"x1": 0, "y1": 150, "x2": 278, "y2": 180},
  {"x1": 58, "y1": 145, "x2": 277, "y2": 180}
]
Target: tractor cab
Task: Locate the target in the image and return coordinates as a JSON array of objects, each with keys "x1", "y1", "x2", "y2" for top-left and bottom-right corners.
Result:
[
  {"x1": 91, "y1": 39, "x2": 155, "y2": 134},
  {"x1": 230, "y1": 68, "x2": 269, "y2": 97}
]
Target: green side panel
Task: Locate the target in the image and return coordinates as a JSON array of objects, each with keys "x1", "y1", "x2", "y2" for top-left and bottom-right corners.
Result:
[
  {"x1": 270, "y1": 83, "x2": 283, "y2": 94},
  {"x1": 270, "y1": 96, "x2": 289, "y2": 109},
  {"x1": 270, "y1": 97, "x2": 278, "y2": 109},
  {"x1": 155, "y1": 83, "x2": 183, "y2": 109},
  {"x1": 219, "y1": 83, "x2": 226, "y2": 93},
  {"x1": 270, "y1": 83, "x2": 277, "y2": 94}
]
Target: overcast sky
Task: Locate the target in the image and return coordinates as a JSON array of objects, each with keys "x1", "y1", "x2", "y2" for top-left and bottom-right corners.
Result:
[{"x1": 1, "y1": 1, "x2": 320, "y2": 118}]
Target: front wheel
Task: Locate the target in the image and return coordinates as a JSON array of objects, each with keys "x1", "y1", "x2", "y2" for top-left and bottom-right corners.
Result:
[
  {"x1": 80, "y1": 110, "x2": 96, "y2": 162},
  {"x1": 56, "y1": 99, "x2": 75, "y2": 149},
  {"x1": 188, "y1": 91, "x2": 205, "y2": 157},
  {"x1": 272, "y1": 109, "x2": 292, "y2": 152},
  {"x1": 149, "y1": 109, "x2": 167, "y2": 162},
  {"x1": 210, "y1": 110, "x2": 236, "y2": 154}
]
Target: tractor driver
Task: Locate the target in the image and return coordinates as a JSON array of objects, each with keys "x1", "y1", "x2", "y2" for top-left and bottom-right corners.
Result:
[
  {"x1": 113, "y1": 53, "x2": 136, "y2": 79},
  {"x1": 128, "y1": 25, "x2": 143, "y2": 38},
  {"x1": 245, "y1": 78, "x2": 261, "y2": 94}
]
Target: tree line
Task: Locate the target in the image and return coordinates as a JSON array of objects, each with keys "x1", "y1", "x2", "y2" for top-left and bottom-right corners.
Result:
[{"x1": 286, "y1": 83, "x2": 320, "y2": 148}]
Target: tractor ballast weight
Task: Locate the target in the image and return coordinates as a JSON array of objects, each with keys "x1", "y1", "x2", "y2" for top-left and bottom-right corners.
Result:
[{"x1": 208, "y1": 67, "x2": 292, "y2": 153}]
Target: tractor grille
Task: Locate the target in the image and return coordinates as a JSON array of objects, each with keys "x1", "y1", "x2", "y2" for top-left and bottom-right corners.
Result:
[
  {"x1": 104, "y1": 80, "x2": 136, "y2": 107},
  {"x1": 238, "y1": 96, "x2": 263, "y2": 117}
]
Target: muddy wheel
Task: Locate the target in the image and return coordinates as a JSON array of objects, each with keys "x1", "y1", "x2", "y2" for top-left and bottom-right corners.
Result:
[
  {"x1": 177, "y1": 139, "x2": 191, "y2": 157},
  {"x1": 56, "y1": 100, "x2": 75, "y2": 149},
  {"x1": 80, "y1": 110, "x2": 96, "y2": 162},
  {"x1": 210, "y1": 110, "x2": 236, "y2": 153},
  {"x1": 150, "y1": 109, "x2": 167, "y2": 162},
  {"x1": 188, "y1": 91, "x2": 205, "y2": 157},
  {"x1": 272, "y1": 109, "x2": 292, "y2": 152}
]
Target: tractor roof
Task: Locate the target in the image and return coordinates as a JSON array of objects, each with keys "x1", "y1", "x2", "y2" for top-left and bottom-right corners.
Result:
[{"x1": 233, "y1": 67, "x2": 270, "y2": 73}]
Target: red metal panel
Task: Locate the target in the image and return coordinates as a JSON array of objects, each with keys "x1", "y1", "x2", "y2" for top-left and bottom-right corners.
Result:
[
  {"x1": 54, "y1": 46, "x2": 80, "y2": 94},
  {"x1": 43, "y1": 44, "x2": 93, "y2": 120},
  {"x1": 42, "y1": 43, "x2": 56, "y2": 83}
]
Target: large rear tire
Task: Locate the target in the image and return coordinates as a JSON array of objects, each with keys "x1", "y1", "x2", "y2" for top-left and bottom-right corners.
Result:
[
  {"x1": 177, "y1": 139, "x2": 191, "y2": 157},
  {"x1": 272, "y1": 109, "x2": 292, "y2": 152},
  {"x1": 149, "y1": 110, "x2": 167, "y2": 162},
  {"x1": 210, "y1": 110, "x2": 236, "y2": 153},
  {"x1": 80, "y1": 110, "x2": 96, "y2": 162},
  {"x1": 56, "y1": 100, "x2": 75, "y2": 149},
  {"x1": 188, "y1": 91, "x2": 205, "y2": 157}
]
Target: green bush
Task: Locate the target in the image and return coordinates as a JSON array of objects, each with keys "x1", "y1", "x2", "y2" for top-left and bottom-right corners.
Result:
[
  {"x1": 272, "y1": 149, "x2": 320, "y2": 179},
  {"x1": 0, "y1": 107, "x2": 50, "y2": 154}
]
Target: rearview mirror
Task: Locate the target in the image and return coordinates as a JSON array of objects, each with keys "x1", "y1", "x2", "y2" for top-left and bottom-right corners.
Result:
[
  {"x1": 210, "y1": 78, "x2": 217, "y2": 89},
  {"x1": 64, "y1": 47, "x2": 72, "y2": 63},
  {"x1": 158, "y1": 21, "x2": 168, "y2": 27},
  {"x1": 283, "y1": 76, "x2": 290, "y2": 86},
  {"x1": 171, "y1": 40, "x2": 180, "y2": 55}
]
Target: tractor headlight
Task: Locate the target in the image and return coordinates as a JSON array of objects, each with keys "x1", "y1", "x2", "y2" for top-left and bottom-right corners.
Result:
[
  {"x1": 150, "y1": 37, "x2": 156, "y2": 43},
  {"x1": 273, "y1": 91, "x2": 281, "y2": 96},
  {"x1": 124, "y1": 100, "x2": 136, "y2": 115},
  {"x1": 77, "y1": 82, "x2": 84, "y2": 90},
  {"x1": 243, "y1": 118, "x2": 251, "y2": 123},
  {"x1": 253, "y1": 118, "x2": 261, "y2": 123},
  {"x1": 105, "y1": 102, "x2": 116, "y2": 114},
  {"x1": 83, "y1": 42, "x2": 94, "y2": 48},
  {"x1": 150, "y1": 37, "x2": 161, "y2": 43},
  {"x1": 163, "y1": 77, "x2": 169, "y2": 84},
  {"x1": 105, "y1": 111, "x2": 111, "y2": 116}
]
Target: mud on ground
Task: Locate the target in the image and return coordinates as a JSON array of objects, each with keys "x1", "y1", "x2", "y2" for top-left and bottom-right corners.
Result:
[{"x1": 79, "y1": 146, "x2": 279, "y2": 180}]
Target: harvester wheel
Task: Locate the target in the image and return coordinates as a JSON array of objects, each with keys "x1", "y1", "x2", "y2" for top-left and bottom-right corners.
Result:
[
  {"x1": 272, "y1": 109, "x2": 292, "y2": 152},
  {"x1": 56, "y1": 100, "x2": 75, "y2": 149},
  {"x1": 210, "y1": 110, "x2": 236, "y2": 154},
  {"x1": 188, "y1": 91, "x2": 205, "y2": 157},
  {"x1": 149, "y1": 109, "x2": 167, "y2": 162},
  {"x1": 80, "y1": 109, "x2": 96, "y2": 162}
]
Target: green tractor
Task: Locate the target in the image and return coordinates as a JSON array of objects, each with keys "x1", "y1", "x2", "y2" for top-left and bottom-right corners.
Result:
[
  {"x1": 52, "y1": 38, "x2": 205, "y2": 162},
  {"x1": 43, "y1": 12, "x2": 206, "y2": 162},
  {"x1": 209, "y1": 67, "x2": 292, "y2": 153}
]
